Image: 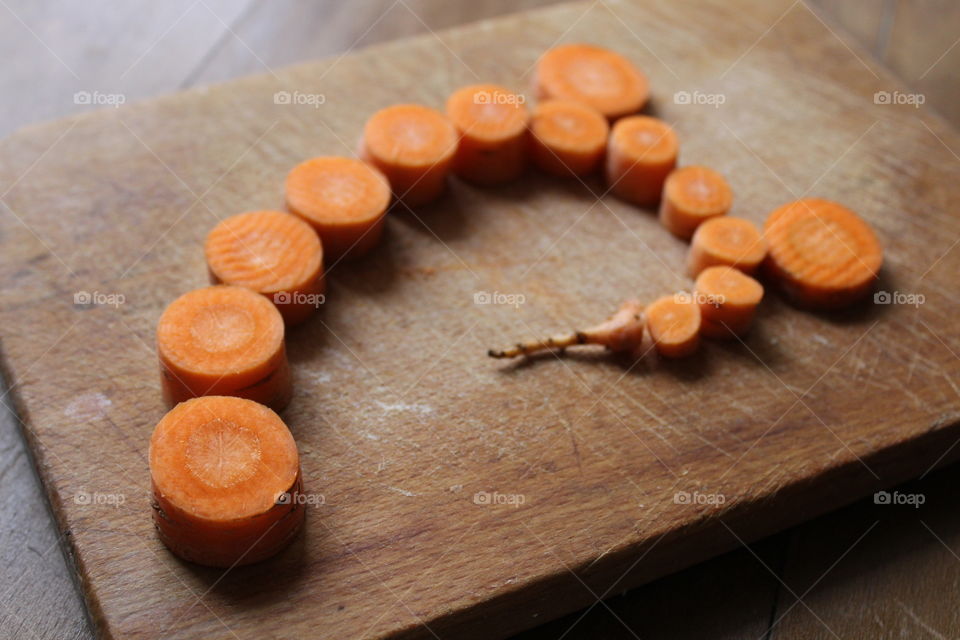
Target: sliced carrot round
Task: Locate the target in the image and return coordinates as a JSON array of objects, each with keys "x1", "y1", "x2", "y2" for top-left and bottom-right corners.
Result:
[
  {"x1": 156, "y1": 285, "x2": 291, "y2": 411},
  {"x1": 687, "y1": 216, "x2": 766, "y2": 277},
  {"x1": 646, "y1": 294, "x2": 701, "y2": 358},
  {"x1": 535, "y1": 43, "x2": 649, "y2": 119},
  {"x1": 528, "y1": 99, "x2": 609, "y2": 177},
  {"x1": 285, "y1": 156, "x2": 391, "y2": 260},
  {"x1": 606, "y1": 116, "x2": 678, "y2": 207},
  {"x1": 150, "y1": 396, "x2": 304, "y2": 567},
  {"x1": 205, "y1": 210, "x2": 324, "y2": 324},
  {"x1": 360, "y1": 104, "x2": 458, "y2": 207},
  {"x1": 446, "y1": 84, "x2": 529, "y2": 185},
  {"x1": 763, "y1": 198, "x2": 883, "y2": 308},
  {"x1": 659, "y1": 166, "x2": 733, "y2": 239},
  {"x1": 694, "y1": 266, "x2": 764, "y2": 339}
]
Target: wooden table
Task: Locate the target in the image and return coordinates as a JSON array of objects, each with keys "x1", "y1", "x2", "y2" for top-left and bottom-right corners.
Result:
[{"x1": 1, "y1": 1, "x2": 958, "y2": 638}]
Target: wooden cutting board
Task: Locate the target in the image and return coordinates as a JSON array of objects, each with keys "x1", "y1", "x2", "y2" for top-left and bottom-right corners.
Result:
[{"x1": 1, "y1": 1, "x2": 959, "y2": 638}]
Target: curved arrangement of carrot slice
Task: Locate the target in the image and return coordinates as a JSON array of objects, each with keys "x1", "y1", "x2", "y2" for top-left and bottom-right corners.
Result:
[
  {"x1": 606, "y1": 116, "x2": 679, "y2": 207},
  {"x1": 156, "y1": 286, "x2": 291, "y2": 412},
  {"x1": 687, "y1": 216, "x2": 767, "y2": 277},
  {"x1": 205, "y1": 210, "x2": 324, "y2": 324},
  {"x1": 285, "y1": 156, "x2": 391, "y2": 260},
  {"x1": 535, "y1": 43, "x2": 649, "y2": 120},
  {"x1": 150, "y1": 396, "x2": 304, "y2": 567},
  {"x1": 528, "y1": 99, "x2": 609, "y2": 177},
  {"x1": 445, "y1": 84, "x2": 529, "y2": 185},
  {"x1": 659, "y1": 166, "x2": 733, "y2": 239},
  {"x1": 645, "y1": 294, "x2": 701, "y2": 358},
  {"x1": 694, "y1": 266, "x2": 764, "y2": 339},
  {"x1": 359, "y1": 104, "x2": 458, "y2": 207},
  {"x1": 763, "y1": 198, "x2": 883, "y2": 309}
]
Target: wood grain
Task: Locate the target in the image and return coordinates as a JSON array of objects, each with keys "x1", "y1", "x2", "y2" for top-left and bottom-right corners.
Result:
[{"x1": 1, "y1": 1, "x2": 959, "y2": 639}]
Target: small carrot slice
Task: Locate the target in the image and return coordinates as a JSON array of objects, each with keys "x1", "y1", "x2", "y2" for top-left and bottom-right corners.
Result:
[
  {"x1": 528, "y1": 99, "x2": 609, "y2": 177},
  {"x1": 646, "y1": 294, "x2": 701, "y2": 358},
  {"x1": 445, "y1": 84, "x2": 529, "y2": 185},
  {"x1": 694, "y1": 266, "x2": 764, "y2": 339},
  {"x1": 150, "y1": 396, "x2": 304, "y2": 567},
  {"x1": 535, "y1": 44, "x2": 649, "y2": 120},
  {"x1": 659, "y1": 166, "x2": 733, "y2": 240},
  {"x1": 763, "y1": 198, "x2": 883, "y2": 308},
  {"x1": 285, "y1": 157, "x2": 391, "y2": 260},
  {"x1": 606, "y1": 116, "x2": 678, "y2": 207},
  {"x1": 359, "y1": 104, "x2": 458, "y2": 207},
  {"x1": 156, "y1": 286, "x2": 291, "y2": 412},
  {"x1": 205, "y1": 210, "x2": 324, "y2": 324},
  {"x1": 687, "y1": 216, "x2": 767, "y2": 277}
]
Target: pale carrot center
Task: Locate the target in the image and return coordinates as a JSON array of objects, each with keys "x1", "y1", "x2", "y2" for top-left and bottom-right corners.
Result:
[
  {"x1": 190, "y1": 305, "x2": 255, "y2": 353},
  {"x1": 568, "y1": 58, "x2": 621, "y2": 97},
  {"x1": 185, "y1": 418, "x2": 262, "y2": 488}
]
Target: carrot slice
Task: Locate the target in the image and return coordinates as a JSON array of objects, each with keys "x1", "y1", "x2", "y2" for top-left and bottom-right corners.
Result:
[
  {"x1": 285, "y1": 157, "x2": 391, "y2": 260},
  {"x1": 694, "y1": 266, "x2": 764, "y2": 339},
  {"x1": 150, "y1": 396, "x2": 304, "y2": 567},
  {"x1": 156, "y1": 286, "x2": 291, "y2": 412},
  {"x1": 659, "y1": 166, "x2": 733, "y2": 239},
  {"x1": 205, "y1": 210, "x2": 324, "y2": 325},
  {"x1": 359, "y1": 104, "x2": 458, "y2": 207},
  {"x1": 445, "y1": 84, "x2": 529, "y2": 185},
  {"x1": 763, "y1": 198, "x2": 883, "y2": 308},
  {"x1": 606, "y1": 116, "x2": 678, "y2": 207},
  {"x1": 535, "y1": 44, "x2": 649, "y2": 120},
  {"x1": 528, "y1": 99, "x2": 609, "y2": 177},
  {"x1": 646, "y1": 294, "x2": 701, "y2": 358},
  {"x1": 687, "y1": 216, "x2": 766, "y2": 277}
]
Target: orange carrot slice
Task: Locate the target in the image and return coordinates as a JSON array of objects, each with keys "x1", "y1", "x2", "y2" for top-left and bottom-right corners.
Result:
[
  {"x1": 535, "y1": 44, "x2": 649, "y2": 120},
  {"x1": 694, "y1": 266, "x2": 764, "y2": 339},
  {"x1": 528, "y1": 99, "x2": 609, "y2": 177},
  {"x1": 646, "y1": 294, "x2": 701, "y2": 358},
  {"x1": 150, "y1": 396, "x2": 304, "y2": 567},
  {"x1": 659, "y1": 166, "x2": 733, "y2": 239},
  {"x1": 205, "y1": 210, "x2": 324, "y2": 325},
  {"x1": 285, "y1": 157, "x2": 391, "y2": 260},
  {"x1": 606, "y1": 116, "x2": 678, "y2": 207},
  {"x1": 445, "y1": 84, "x2": 529, "y2": 185},
  {"x1": 687, "y1": 216, "x2": 766, "y2": 277},
  {"x1": 359, "y1": 104, "x2": 458, "y2": 207},
  {"x1": 763, "y1": 198, "x2": 883, "y2": 308},
  {"x1": 156, "y1": 286, "x2": 291, "y2": 412}
]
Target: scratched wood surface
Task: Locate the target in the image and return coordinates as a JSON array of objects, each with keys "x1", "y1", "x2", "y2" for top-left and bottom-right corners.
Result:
[{"x1": 1, "y1": 1, "x2": 959, "y2": 638}]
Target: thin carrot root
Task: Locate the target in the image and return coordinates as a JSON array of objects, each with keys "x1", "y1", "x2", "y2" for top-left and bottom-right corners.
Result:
[
  {"x1": 285, "y1": 156, "x2": 391, "y2": 260},
  {"x1": 528, "y1": 99, "x2": 609, "y2": 177},
  {"x1": 646, "y1": 294, "x2": 701, "y2": 357},
  {"x1": 606, "y1": 116, "x2": 679, "y2": 207},
  {"x1": 446, "y1": 84, "x2": 529, "y2": 185},
  {"x1": 156, "y1": 285, "x2": 292, "y2": 412},
  {"x1": 534, "y1": 44, "x2": 649, "y2": 120},
  {"x1": 488, "y1": 299, "x2": 645, "y2": 359},
  {"x1": 687, "y1": 216, "x2": 767, "y2": 277},
  {"x1": 694, "y1": 266, "x2": 764, "y2": 339},
  {"x1": 359, "y1": 104, "x2": 458, "y2": 207},
  {"x1": 659, "y1": 166, "x2": 733, "y2": 239},
  {"x1": 150, "y1": 396, "x2": 304, "y2": 567},
  {"x1": 763, "y1": 198, "x2": 883, "y2": 308}
]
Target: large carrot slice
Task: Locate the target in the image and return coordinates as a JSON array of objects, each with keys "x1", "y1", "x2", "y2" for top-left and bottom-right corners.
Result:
[
  {"x1": 150, "y1": 396, "x2": 304, "y2": 567},
  {"x1": 205, "y1": 210, "x2": 324, "y2": 324},
  {"x1": 687, "y1": 216, "x2": 767, "y2": 277},
  {"x1": 606, "y1": 116, "x2": 678, "y2": 207},
  {"x1": 359, "y1": 104, "x2": 458, "y2": 207},
  {"x1": 445, "y1": 84, "x2": 529, "y2": 185},
  {"x1": 528, "y1": 99, "x2": 609, "y2": 177},
  {"x1": 535, "y1": 44, "x2": 649, "y2": 120},
  {"x1": 646, "y1": 294, "x2": 701, "y2": 358},
  {"x1": 659, "y1": 166, "x2": 733, "y2": 239},
  {"x1": 694, "y1": 266, "x2": 764, "y2": 339},
  {"x1": 763, "y1": 198, "x2": 883, "y2": 308},
  {"x1": 285, "y1": 157, "x2": 391, "y2": 260},
  {"x1": 156, "y1": 286, "x2": 291, "y2": 412}
]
